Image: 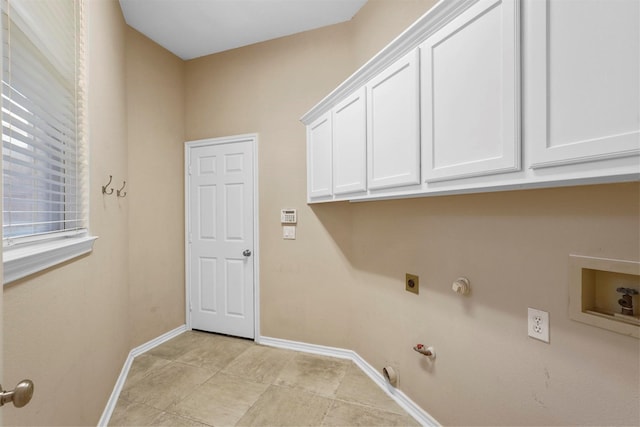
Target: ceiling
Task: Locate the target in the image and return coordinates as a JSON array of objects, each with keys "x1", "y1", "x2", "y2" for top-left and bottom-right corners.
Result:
[{"x1": 119, "y1": 0, "x2": 368, "y2": 60}]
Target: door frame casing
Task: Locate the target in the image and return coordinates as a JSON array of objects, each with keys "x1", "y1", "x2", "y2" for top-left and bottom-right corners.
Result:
[{"x1": 184, "y1": 133, "x2": 260, "y2": 340}]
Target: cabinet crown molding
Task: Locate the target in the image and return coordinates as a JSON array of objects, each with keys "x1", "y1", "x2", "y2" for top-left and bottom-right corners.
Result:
[{"x1": 300, "y1": 0, "x2": 481, "y2": 125}]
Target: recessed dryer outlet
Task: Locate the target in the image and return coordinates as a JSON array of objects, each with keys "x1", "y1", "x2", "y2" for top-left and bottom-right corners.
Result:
[{"x1": 406, "y1": 274, "x2": 419, "y2": 295}]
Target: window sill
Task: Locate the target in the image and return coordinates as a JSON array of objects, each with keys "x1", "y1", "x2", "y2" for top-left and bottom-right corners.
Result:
[{"x1": 3, "y1": 234, "x2": 98, "y2": 284}]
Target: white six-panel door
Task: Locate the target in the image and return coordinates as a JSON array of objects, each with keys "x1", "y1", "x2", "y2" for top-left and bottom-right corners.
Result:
[{"x1": 186, "y1": 136, "x2": 255, "y2": 339}]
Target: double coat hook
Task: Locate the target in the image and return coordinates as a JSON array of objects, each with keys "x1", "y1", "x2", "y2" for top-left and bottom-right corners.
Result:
[{"x1": 102, "y1": 175, "x2": 127, "y2": 198}]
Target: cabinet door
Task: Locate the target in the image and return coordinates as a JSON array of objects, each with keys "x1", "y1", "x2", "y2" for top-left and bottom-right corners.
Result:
[
  {"x1": 421, "y1": 0, "x2": 520, "y2": 182},
  {"x1": 333, "y1": 87, "x2": 367, "y2": 195},
  {"x1": 307, "y1": 112, "x2": 332, "y2": 199},
  {"x1": 528, "y1": 0, "x2": 640, "y2": 168},
  {"x1": 367, "y1": 49, "x2": 420, "y2": 190}
]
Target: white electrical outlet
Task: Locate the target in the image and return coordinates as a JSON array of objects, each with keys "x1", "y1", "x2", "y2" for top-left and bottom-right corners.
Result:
[{"x1": 528, "y1": 308, "x2": 550, "y2": 343}]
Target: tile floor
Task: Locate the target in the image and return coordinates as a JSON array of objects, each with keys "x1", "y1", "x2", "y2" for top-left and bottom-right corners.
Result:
[{"x1": 109, "y1": 331, "x2": 420, "y2": 426}]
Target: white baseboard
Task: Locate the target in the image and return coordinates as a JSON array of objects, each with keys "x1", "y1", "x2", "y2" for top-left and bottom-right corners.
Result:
[
  {"x1": 258, "y1": 336, "x2": 440, "y2": 427},
  {"x1": 97, "y1": 324, "x2": 188, "y2": 427}
]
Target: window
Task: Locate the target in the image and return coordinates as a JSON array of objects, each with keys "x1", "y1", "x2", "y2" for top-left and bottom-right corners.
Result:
[{"x1": 1, "y1": 0, "x2": 95, "y2": 284}]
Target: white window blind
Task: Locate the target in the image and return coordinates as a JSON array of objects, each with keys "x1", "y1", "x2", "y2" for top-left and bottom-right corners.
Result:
[{"x1": 2, "y1": 0, "x2": 87, "y2": 243}]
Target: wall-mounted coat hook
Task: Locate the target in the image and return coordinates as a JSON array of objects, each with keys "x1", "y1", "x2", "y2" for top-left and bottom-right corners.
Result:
[
  {"x1": 102, "y1": 175, "x2": 114, "y2": 195},
  {"x1": 117, "y1": 181, "x2": 127, "y2": 198}
]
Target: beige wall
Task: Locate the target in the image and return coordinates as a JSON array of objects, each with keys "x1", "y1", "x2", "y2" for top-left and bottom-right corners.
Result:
[
  {"x1": 125, "y1": 27, "x2": 186, "y2": 348},
  {"x1": 3, "y1": 0, "x2": 131, "y2": 425},
  {"x1": 185, "y1": 1, "x2": 640, "y2": 426},
  {"x1": 349, "y1": 0, "x2": 437, "y2": 67},
  {"x1": 3, "y1": 2, "x2": 187, "y2": 425},
  {"x1": 2, "y1": 2, "x2": 187, "y2": 424},
  {"x1": 2, "y1": 0, "x2": 638, "y2": 425},
  {"x1": 344, "y1": 184, "x2": 639, "y2": 425},
  {"x1": 185, "y1": 22, "x2": 357, "y2": 345}
]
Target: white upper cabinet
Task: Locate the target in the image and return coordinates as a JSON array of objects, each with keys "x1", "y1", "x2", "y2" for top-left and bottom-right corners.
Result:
[
  {"x1": 367, "y1": 49, "x2": 420, "y2": 190},
  {"x1": 307, "y1": 112, "x2": 332, "y2": 200},
  {"x1": 420, "y1": 0, "x2": 520, "y2": 182},
  {"x1": 527, "y1": 0, "x2": 640, "y2": 168},
  {"x1": 333, "y1": 87, "x2": 367, "y2": 196},
  {"x1": 301, "y1": 0, "x2": 639, "y2": 204}
]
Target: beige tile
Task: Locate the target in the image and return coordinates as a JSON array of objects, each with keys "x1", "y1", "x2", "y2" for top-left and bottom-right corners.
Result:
[
  {"x1": 176, "y1": 333, "x2": 253, "y2": 372},
  {"x1": 275, "y1": 353, "x2": 350, "y2": 397},
  {"x1": 147, "y1": 331, "x2": 205, "y2": 361},
  {"x1": 237, "y1": 385, "x2": 333, "y2": 426},
  {"x1": 321, "y1": 400, "x2": 420, "y2": 427},
  {"x1": 108, "y1": 399, "x2": 163, "y2": 426},
  {"x1": 120, "y1": 362, "x2": 213, "y2": 410},
  {"x1": 150, "y1": 411, "x2": 212, "y2": 426},
  {"x1": 225, "y1": 345, "x2": 296, "y2": 383},
  {"x1": 168, "y1": 372, "x2": 269, "y2": 426},
  {"x1": 335, "y1": 364, "x2": 405, "y2": 414},
  {"x1": 123, "y1": 354, "x2": 173, "y2": 390},
  {"x1": 116, "y1": 332, "x2": 418, "y2": 427}
]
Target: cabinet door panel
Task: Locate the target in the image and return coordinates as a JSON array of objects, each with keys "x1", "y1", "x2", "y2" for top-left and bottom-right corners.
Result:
[
  {"x1": 307, "y1": 112, "x2": 332, "y2": 199},
  {"x1": 421, "y1": 0, "x2": 520, "y2": 182},
  {"x1": 333, "y1": 88, "x2": 367, "y2": 195},
  {"x1": 529, "y1": 0, "x2": 640, "y2": 168},
  {"x1": 367, "y1": 49, "x2": 420, "y2": 190}
]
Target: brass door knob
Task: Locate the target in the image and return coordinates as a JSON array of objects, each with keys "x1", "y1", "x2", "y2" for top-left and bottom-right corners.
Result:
[{"x1": 0, "y1": 379, "x2": 34, "y2": 408}]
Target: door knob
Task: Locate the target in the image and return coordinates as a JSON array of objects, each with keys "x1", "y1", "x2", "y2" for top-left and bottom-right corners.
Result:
[
  {"x1": 243, "y1": 249, "x2": 252, "y2": 257},
  {"x1": 0, "y1": 379, "x2": 34, "y2": 408}
]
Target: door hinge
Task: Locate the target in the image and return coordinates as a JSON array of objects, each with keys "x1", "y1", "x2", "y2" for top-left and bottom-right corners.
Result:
[
  {"x1": 188, "y1": 232, "x2": 192, "y2": 243},
  {"x1": 189, "y1": 302, "x2": 192, "y2": 312},
  {"x1": 188, "y1": 165, "x2": 192, "y2": 176}
]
